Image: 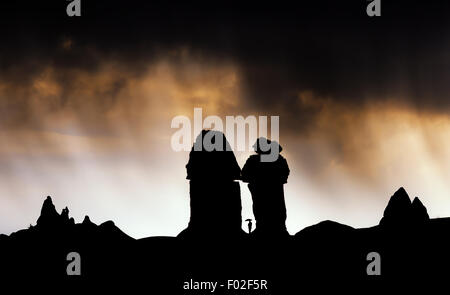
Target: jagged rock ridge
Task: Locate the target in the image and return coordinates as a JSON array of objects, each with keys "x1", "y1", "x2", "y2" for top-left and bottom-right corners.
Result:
[
  {"x1": 379, "y1": 187, "x2": 429, "y2": 226},
  {"x1": 8, "y1": 196, "x2": 133, "y2": 242}
]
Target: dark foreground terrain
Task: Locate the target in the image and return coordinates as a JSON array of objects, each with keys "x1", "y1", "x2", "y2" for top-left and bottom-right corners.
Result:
[{"x1": 1, "y1": 187, "x2": 449, "y2": 292}]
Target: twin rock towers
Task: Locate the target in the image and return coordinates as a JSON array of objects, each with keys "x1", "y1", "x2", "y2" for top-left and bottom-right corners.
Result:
[{"x1": 178, "y1": 130, "x2": 290, "y2": 240}]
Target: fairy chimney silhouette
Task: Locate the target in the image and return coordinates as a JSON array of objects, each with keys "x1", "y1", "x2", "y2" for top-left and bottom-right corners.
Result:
[
  {"x1": 178, "y1": 130, "x2": 243, "y2": 239},
  {"x1": 242, "y1": 138, "x2": 290, "y2": 237}
]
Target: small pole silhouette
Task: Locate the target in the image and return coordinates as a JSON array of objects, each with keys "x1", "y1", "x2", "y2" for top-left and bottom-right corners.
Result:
[{"x1": 245, "y1": 219, "x2": 253, "y2": 234}]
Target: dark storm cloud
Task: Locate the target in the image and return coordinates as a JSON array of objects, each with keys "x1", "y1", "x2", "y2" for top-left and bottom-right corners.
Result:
[{"x1": 1, "y1": 0, "x2": 449, "y2": 121}]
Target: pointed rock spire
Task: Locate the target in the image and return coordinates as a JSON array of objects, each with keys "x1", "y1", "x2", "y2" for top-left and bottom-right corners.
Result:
[
  {"x1": 36, "y1": 196, "x2": 60, "y2": 227},
  {"x1": 380, "y1": 188, "x2": 430, "y2": 227},
  {"x1": 82, "y1": 215, "x2": 94, "y2": 225},
  {"x1": 380, "y1": 187, "x2": 411, "y2": 226},
  {"x1": 61, "y1": 207, "x2": 70, "y2": 222},
  {"x1": 411, "y1": 197, "x2": 429, "y2": 223}
]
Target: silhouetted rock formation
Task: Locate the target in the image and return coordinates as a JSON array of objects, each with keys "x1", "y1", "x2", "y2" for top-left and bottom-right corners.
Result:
[
  {"x1": 179, "y1": 130, "x2": 244, "y2": 239},
  {"x1": 411, "y1": 197, "x2": 430, "y2": 223},
  {"x1": 379, "y1": 187, "x2": 429, "y2": 226},
  {"x1": 83, "y1": 215, "x2": 93, "y2": 225},
  {"x1": 2, "y1": 186, "x2": 450, "y2": 290},
  {"x1": 185, "y1": 130, "x2": 241, "y2": 181},
  {"x1": 7, "y1": 196, "x2": 133, "y2": 243},
  {"x1": 242, "y1": 138, "x2": 290, "y2": 237},
  {"x1": 61, "y1": 206, "x2": 69, "y2": 220},
  {"x1": 1, "y1": 137, "x2": 450, "y2": 291},
  {"x1": 36, "y1": 196, "x2": 61, "y2": 228}
]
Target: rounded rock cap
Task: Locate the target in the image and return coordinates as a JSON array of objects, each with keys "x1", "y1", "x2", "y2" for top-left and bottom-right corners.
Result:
[{"x1": 252, "y1": 137, "x2": 283, "y2": 154}]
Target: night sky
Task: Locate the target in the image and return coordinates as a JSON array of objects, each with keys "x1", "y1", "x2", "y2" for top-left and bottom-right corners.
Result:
[{"x1": 1, "y1": 0, "x2": 450, "y2": 238}]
